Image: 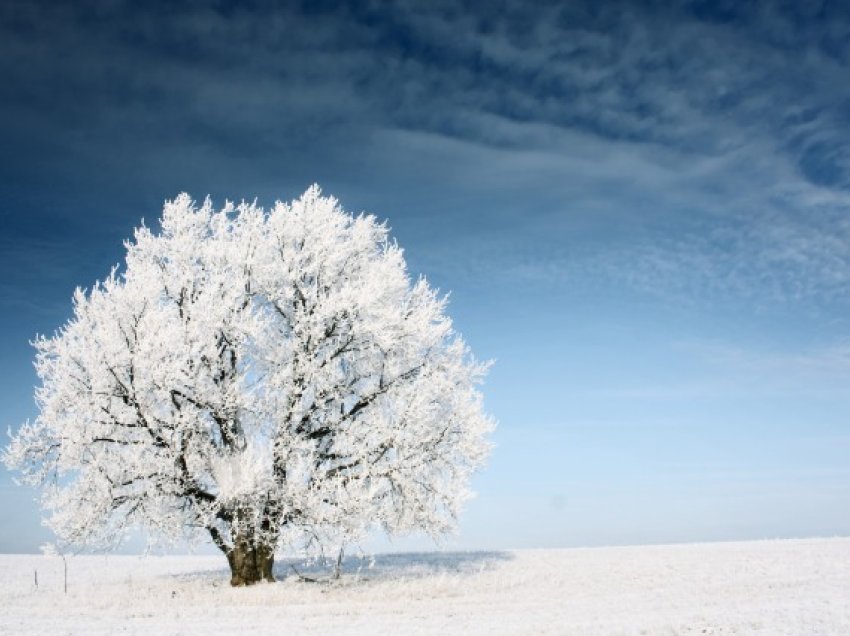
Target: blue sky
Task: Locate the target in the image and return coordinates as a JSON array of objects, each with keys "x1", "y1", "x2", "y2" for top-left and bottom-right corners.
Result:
[{"x1": 1, "y1": 0, "x2": 850, "y2": 553}]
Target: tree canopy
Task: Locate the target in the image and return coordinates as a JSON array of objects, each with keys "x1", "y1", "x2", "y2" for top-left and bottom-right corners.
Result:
[{"x1": 4, "y1": 186, "x2": 494, "y2": 584}]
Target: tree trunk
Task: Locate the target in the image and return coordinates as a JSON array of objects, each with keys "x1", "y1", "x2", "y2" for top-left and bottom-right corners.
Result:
[{"x1": 226, "y1": 541, "x2": 275, "y2": 586}]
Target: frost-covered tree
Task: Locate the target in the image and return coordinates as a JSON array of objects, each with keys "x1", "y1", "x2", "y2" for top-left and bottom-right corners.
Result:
[{"x1": 4, "y1": 186, "x2": 493, "y2": 585}]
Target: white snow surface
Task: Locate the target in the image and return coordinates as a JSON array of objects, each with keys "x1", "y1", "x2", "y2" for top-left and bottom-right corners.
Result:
[{"x1": 1, "y1": 537, "x2": 848, "y2": 635}]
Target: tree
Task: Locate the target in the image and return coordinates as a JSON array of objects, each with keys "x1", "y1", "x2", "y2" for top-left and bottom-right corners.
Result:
[{"x1": 4, "y1": 186, "x2": 494, "y2": 586}]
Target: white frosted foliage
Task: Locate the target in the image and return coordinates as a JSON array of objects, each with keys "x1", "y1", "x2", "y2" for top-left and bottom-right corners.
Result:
[{"x1": 4, "y1": 186, "x2": 494, "y2": 559}]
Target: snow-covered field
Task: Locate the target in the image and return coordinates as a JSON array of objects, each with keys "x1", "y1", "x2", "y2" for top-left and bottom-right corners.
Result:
[{"x1": 1, "y1": 537, "x2": 848, "y2": 635}]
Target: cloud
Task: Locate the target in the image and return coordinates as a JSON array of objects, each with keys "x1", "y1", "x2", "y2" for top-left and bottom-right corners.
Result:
[{"x1": 2, "y1": 0, "x2": 850, "y2": 310}]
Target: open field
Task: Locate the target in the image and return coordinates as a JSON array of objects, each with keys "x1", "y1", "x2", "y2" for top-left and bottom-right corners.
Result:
[{"x1": 1, "y1": 538, "x2": 848, "y2": 634}]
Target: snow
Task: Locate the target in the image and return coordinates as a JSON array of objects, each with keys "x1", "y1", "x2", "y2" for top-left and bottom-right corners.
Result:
[{"x1": 1, "y1": 537, "x2": 848, "y2": 634}]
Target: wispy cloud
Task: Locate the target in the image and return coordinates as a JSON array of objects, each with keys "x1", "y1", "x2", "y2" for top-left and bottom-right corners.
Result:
[{"x1": 2, "y1": 0, "x2": 850, "y2": 309}]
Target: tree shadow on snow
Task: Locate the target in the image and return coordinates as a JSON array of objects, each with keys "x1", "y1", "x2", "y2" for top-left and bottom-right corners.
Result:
[
  {"x1": 173, "y1": 550, "x2": 512, "y2": 586},
  {"x1": 274, "y1": 550, "x2": 514, "y2": 582}
]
